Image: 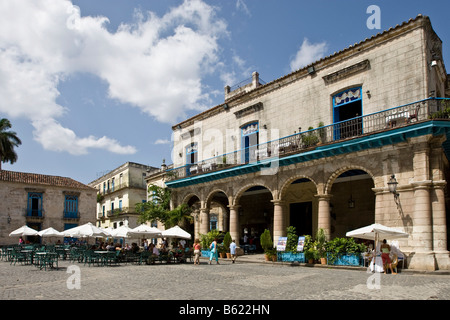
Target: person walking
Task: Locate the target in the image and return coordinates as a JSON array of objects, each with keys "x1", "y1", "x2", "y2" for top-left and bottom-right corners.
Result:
[
  {"x1": 209, "y1": 238, "x2": 219, "y2": 264},
  {"x1": 193, "y1": 239, "x2": 201, "y2": 265},
  {"x1": 230, "y1": 239, "x2": 237, "y2": 264}
]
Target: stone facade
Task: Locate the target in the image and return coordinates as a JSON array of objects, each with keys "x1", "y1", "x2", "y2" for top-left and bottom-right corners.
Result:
[
  {"x1": 88, "y1": 162, "x2": 158, "y2": 230},
  {"x1": 164, "y1": 15, "x2": 450, "y2": 271},
  {"x1": 0, "y1": 170, "x2": 96, "y2": 245}
]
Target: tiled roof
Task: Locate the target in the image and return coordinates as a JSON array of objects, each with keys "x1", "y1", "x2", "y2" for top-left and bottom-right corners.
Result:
[{"x1": 0, "y1": 170, "x2": 94, "y2": 190}]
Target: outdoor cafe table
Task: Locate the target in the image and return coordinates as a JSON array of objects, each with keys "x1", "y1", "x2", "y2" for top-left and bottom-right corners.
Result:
[
  {"x1": 20, "y1": 250, "x2": 33, "y2": 264},
  {"x1": 34, "y1": 252, "x2": 58, "y2": 270}
]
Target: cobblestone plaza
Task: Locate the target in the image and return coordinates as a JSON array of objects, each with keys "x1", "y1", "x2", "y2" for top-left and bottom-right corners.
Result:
[{"x1": 1, "y1": 255, "x2": 449, "y2": 301}]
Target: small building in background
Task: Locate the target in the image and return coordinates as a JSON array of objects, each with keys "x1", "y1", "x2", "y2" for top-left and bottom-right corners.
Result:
[
  {"x1": 88, "y1": 162, "x2": 158, "y2": 231},
  {"x1": 0, "y1": 170, "x2": 96, "y2": 245}
]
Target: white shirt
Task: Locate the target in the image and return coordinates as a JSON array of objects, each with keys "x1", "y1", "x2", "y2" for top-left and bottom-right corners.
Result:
[{"x1": 230, "y1": 242, "x2": 236, "y2": 254}]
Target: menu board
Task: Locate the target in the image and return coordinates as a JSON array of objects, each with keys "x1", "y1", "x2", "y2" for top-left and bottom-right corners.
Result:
[
  {"x1": 276, "y1": 237, "x2": 287, "y2": 251},
  {"x1": 297, "y1": 236, "x2": 305, "y2": 252}
]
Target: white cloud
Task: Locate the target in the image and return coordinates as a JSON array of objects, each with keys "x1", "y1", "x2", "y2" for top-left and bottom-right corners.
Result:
[
  {"x1": 290, "y1": 38, "x2": 328, "y2": 71},
  {"x1": 0, "y1": 0, "x2": 228, "y2": 155},
  {"x1": 154, "y1": 139, "x2": 170, "y2": 145},
  {"x1": 236, "y1": 0, "x2": 251, "y2": 17}
]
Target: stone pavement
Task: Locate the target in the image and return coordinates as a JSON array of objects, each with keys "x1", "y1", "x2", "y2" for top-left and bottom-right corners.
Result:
[{"x1": 1, "y1": 253, "x2": 450, "y2": 302}]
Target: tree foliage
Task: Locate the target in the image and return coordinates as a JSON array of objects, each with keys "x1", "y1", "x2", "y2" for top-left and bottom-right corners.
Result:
[
  {"x1": 136, "y1": 184, "x2": 192, "y2": 228},
  {"x1": 0, "y1": 118, "x2": 22, "y2": 169}
]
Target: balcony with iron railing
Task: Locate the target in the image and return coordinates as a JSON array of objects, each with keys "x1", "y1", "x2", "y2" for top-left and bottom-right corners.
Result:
[
  {"x1": 165, "y1": 98, "x2": 450, "y2": 184},
  {"x1": 106, "y1": 207, "x2": 132, "y2": 217},
  {"x1": 63, "y1": 211, "x2": 80, "y2": 220},
  {"x1": 25, "y1": 209, "x2": 44, "y2": 222}
]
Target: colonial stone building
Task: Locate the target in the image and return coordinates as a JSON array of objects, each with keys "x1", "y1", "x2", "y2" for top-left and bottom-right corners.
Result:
[
  {"x1": 0, "y1": 170, "x2": 96, "y2": 245},
  {"x1": 164, "y1": 15, "x2": 450, "y2": 271},
  {"x1": 89, "y1": 162, "x2": 158, "y2": 230}
]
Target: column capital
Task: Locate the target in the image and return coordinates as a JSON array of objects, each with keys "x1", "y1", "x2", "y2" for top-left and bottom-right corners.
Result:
[
  {"x1": 227, "y1": 204, "x2": 241, "y2": 210},
  {"x1": 200, "y1": 207, "x2": 210, "y2": 213},
  {"x1": 432, "y1": 180, "x2": 447, "y2": 189},
  {"x1": 270, "y1": 199, "x2": 285, "y2": 206},
  {"x1": 411, "y1": 180, "x2": 433, "y2": 189},
  {"x1": 314, "y1": 194, "x2": 333, "y2": 201}
]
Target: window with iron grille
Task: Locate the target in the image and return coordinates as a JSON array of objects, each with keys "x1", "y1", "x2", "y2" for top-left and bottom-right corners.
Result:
[{"x1": 64, "y1": 195, "x2": 78, "y2": 219}]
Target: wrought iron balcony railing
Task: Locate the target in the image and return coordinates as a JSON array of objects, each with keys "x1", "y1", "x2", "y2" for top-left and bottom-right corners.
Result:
[
  {"x1": 166, "y1": 98, "x2": 450, "y2": 182},
  {"x1": 63, "y1": 211, "x2": 80, "y2": 219}
]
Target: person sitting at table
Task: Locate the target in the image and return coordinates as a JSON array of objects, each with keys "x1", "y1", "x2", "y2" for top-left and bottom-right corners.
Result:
[
  {"x1": 131, "y1": 242, "x2": 139, "y2": 254},
  {"x1": 159, "y1": 243, "x2": 167, "y2": 253},
  {"x1": 149, "y1": 243, "x2": 159, "y2": 264},
  {"x1": 174, "y1": 244, "x2": 185, "y2": 262}
]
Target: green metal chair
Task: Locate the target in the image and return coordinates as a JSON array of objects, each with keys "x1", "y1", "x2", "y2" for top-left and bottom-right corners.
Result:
[{"x1": 83, "y1": 250, "x2": 101, "y2": 267}]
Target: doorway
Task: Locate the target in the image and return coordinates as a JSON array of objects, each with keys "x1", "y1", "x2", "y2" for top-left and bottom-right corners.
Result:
[
  {"x1": 289, "y1": 202, "x2": 312, "y2": 236},
  {"x1": 333, "y1": 87, "x2": 363, "y2": 139},
  {"x1": 241, "y1": 122, "x2": 259, "y2": 163}
]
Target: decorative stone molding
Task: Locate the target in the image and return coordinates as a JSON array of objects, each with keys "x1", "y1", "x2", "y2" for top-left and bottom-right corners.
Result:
[
  {"x1": 233, "y1": 102, "x2": 263, "y2": 119},
  {"x1": 322, "y1": 59, "x2": 370, "y2": 84}
]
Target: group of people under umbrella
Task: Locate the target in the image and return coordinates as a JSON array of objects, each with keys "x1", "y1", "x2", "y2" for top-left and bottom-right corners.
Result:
[
  {"x1": 9, "y1": 222, "x2": 409, "y2": 272},
  {"x1": 9, "y1": 223, "x2": 191, "y2": 245}
]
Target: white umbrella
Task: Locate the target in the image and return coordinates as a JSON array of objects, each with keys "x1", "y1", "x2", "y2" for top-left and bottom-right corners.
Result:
[
  {"x1": 345, "y1": 223, "x2": 409, "y2": 241},
  {"x1": 130, "y1": 224, "x2": 162, "y2": 238},
  {"x1": 63, "y1": 222, "x2": 110, "y2": 238},
  {"x1": 38, "y1": 227, "x2": 64, "y2": 237},
  {"x1": 346, "y1": 223, "x2": 409, "y2": 273},
  {"x1": 161, "y1": 226, "x2": 191, "y2": 240},
  {"x1": 9, "y1": 225, "x2": 39, "y2": 237},
  {"x1": 110, "y1": 225, "x2": 135, "y2": 238}
]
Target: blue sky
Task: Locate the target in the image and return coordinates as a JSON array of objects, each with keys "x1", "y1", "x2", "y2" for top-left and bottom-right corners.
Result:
[{"x1": 1, "y1": 0, "x2": 449, "y2": 184}]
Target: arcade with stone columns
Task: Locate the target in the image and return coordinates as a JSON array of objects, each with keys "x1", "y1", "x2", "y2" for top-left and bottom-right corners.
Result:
[
  {"x1": 167, "y1": 130, "x2": 450, "y2": 271},
  {"x1": 161, "y1": 15, "x2": 450, "y2": 271}
]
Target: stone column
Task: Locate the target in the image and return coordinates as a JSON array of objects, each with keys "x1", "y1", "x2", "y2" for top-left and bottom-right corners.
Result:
[
  {"x1": 199, "y1": 208, "x2": 210, "y2": 235},
  {"x1": 411, "y1": 180, "x2": 436, "y2": 270},
  {"x1": 431, "y1": 181, "x2": 449, "y2": 269},
  {"x1": 371, "y1": 187, "x2": 385, "y2": 223},
  {"x1": 412, "y1": 181, "x2": 433, "y2": 250},
  {"x1": 222, "y1": 209, "x2": 229, "y2": 233},
  {"x1": 228, "y1": 205, "x2": 240, "y2": 245},
  {"x1": 271, "y1": 200, "x2": 286, "y2": 248},
  {"x1": 192, "y1": 209, "x2": 200, "y2": 240},
  {"x1": 315, "y1": 194, "x2": 332, "y2": 240}
]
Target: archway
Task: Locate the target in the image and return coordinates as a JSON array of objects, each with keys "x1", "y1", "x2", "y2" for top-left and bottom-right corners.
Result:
[
  {"x1": 236, "y1": 185, "x2": 274, "y2": 252},
  {"x1": 183, "y1": 194, "x2": 200, "y2": 240},
  {"x1": 281, "y1": 177, "x2": 318, "y2": 238},
  {"x1": 329, "y1": 169, "x2": 375, "y2": 238},
  {"x1": 206, "y1": 190, "x2": 230, "y2": 232}
]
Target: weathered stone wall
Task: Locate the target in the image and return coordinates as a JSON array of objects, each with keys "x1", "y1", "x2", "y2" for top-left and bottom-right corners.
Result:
[{"x1": 0, "y1": 181, "x2": 96, "y2": 245}]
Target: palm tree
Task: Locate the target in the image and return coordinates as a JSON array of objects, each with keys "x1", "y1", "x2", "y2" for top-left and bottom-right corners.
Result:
[
  {"x1": 136, "y1": 184, "x2": 192, "y2": 228},
  {"x1": 0, "y1": 118, "x2": 22, "y2": 170}
]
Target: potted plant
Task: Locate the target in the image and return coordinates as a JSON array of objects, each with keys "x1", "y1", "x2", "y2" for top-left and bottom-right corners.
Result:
[
  {"x1": 266, "y1": 248, "x2": 277, "y2": 262},
  {"x1": 316, "y1": 228, "x2": 327, "y2": 264},
  {"x1": 302, "y1": 235, "x2": 316, "y2": 264},
  {"x1": 305, "y1": 247, "x2": 318, "y2": 264},
  {"x1": 325, "y1": 237, "x2": 366, "y2": 266},
  {"x1": 223, "y1": 232, "x2": 232, "y2": 259},
  {"x1": 317, "y1": 121, "x2": 326, "y2": 144},
  {"x1": 260, "y1": 229, "x2": 273, "y2": 261},
  {"x1": 302, "y1": 126, "x2": 319, "y2": 147}
]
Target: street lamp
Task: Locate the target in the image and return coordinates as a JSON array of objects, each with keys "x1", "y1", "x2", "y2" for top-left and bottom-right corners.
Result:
[{"x1": 387, "y1": 174, "x2": 399, "y2": 199}]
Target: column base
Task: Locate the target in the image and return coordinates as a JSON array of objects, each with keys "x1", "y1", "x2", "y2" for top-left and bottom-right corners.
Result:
[{"x1": 407, "y1": 251, "x2": 437, "y2": 271}]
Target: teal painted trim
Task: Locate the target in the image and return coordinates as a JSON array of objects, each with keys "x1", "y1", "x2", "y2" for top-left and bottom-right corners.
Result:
[{"x1": 166, "y1": 121, "x2": 450, "y2": 188}]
